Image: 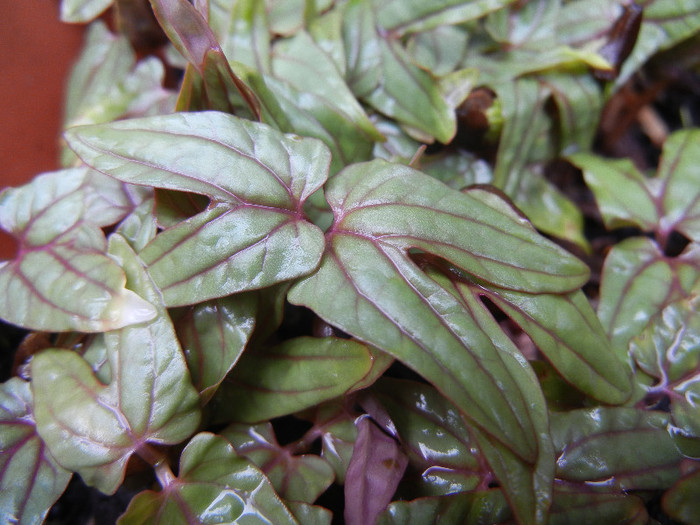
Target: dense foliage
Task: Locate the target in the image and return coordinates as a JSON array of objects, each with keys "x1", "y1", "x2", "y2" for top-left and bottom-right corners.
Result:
[{"x1": 2, "y1": 0, "x2": 700, "y2": 523}]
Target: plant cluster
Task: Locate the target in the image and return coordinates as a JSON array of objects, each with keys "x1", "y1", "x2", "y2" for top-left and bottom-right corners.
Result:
[{"x1": 2, "y1": 0, "x2": 700, "y2": 523}]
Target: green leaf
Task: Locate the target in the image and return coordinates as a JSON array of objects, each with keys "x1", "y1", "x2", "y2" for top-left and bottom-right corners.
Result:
[
  {"x1": 597, "y1": 238, "x2": 700, "y2": 357},
  {"x1": 550, "y1": 408, "x2": 682, "y2": 490},
  {"x1": 209, "y1": 0, "x2": 272, "y2": 73},
  {"x1": 0, "y1": 168, "x2": 156, "y2": 332},
  {"x1": 31, "y1": 236, "x2": 200, "y2": 494},
  {"x1": 272, "y1": 31, "x2": 383, "y2": 143},
  {"x1": 371, "y1": 378, "x2": 481, "y2": 496},
  {"x1": 175, "y1": 294, "x2": 258, "y2": 402},
  {"x1": 221, "y1": 422, "x2": 335, "y2": 503},
  {"x1": 406, "y1": 25, "x2": 468, "y2": 76},
  {"x1": 118, "y1": 432, "x2": 298, "y2": 524},
  {"x1": 484, "y1": 0, "x2": 560, "y2": 50},
  {"x1": 342, "y1": 0, "x2": 456, "y2": 143},
  {"x1": 60, "y1": 0, "x2": 113, "y2": 23},
  {"x1": 377, "y1": 494, "x2": 475, "y2": 525},
  {"x1": 375, "y1": 0, "x2": 517, "y2": 35},
  {"x1": 286, "y1": 502, "x2": 333, "y2": 525},
  {"x1": 548, "y1": 485, "x2": 648, "y2": 525},
  {"x1": 483, "y1": 288, "x2": 633, "y2": 404},
  {"x1": 573, "y1": 129, "x2": 700, "y2": 241},
  {"x1": 289, "y1": 161, "x2": 578, "y2": 523},
  {"x1": 663, "y1": 465, "x2": 700, "y2": 525},
  {"x1": 0, "y1": 378, "x2": 71, "y2": 525},
  {"x1": 212, "y1": 337, "x2": 374, "y2": 423},
  {"x1": 63, "y1": 22, "x2": 174, "y2": 137},
  {"x1": 65, "y1": 112, "x2": 329, "y2": 306}
]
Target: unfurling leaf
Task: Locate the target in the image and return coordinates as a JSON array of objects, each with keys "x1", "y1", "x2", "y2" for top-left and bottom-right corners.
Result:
[
  {"x1": 31, "y1": 236, "x2": 200, "y2": 494},
  {"x1": 65, "y1": 111, "x2": 329, "y2": 305}
]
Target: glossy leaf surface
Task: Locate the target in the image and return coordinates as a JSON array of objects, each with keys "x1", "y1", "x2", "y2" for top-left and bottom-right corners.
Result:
[
  {"x1": 289, "y1": 161, "x2": 578, "y2": 523},
  {"x1": 0, "y1": 378, "x2": 72, "y2": 525},
  {"x1": 663, "y1": 465, "x2": 700, "y2": 525},
  {"x1": 344, "y1": 416, "x2": 408, "y2": 525},
  {"x1": 371, "y1": 378, "x2": 482, "y2": 495},
  {"x1": 31, "y1": 236, "x2": 200, "y2": 494},
  {"x1": 65, "y1": 111, "x2": 329, "y2": 305},
  {"x1": 214, "y1": 337, "x2": 374, "y2": 423},
  {"x1": 221, "y1": 422, "x2": 335, "y2": 503},
  {"x1": 118, "y1": 432, "x2": 298, "y2": 524},
  {"x1": 0, "y1": 168, "x2": 156, "y2": 332},
  {"x1": 573, "y1": 129, "x2": 700, "y2": 241},
  {"x1": 175, "y1": 294, "x2": 257, "y2": 401},
  {"x1": 550, "y1": 408, "x2": 682, "y2": 490}
]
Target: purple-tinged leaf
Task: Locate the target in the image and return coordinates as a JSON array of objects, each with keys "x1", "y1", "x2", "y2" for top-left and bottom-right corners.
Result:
[
  {"x1": 296, "y1": 400, "x2": 359, "y2": 484},
  {"x1": 0, "y1": 168, "x2": 156, "y2": 332},
  {"x1": 483, "y1": 288, "x2": 633, "y2": 404},
  {"x1": 631, "y1": 296, "x2": 700, "y2": 389},
  {"x1": 548, "y1": 483, "x2": 648, "y2": 525},
  {"x1": 118, "y1": 432, "x2": 298, "y2": 524},
  {"x1": 150, "y1": 0, "x2": 261, "y2": 118},
  {"x1": 175, "y1": 294, "x2": 257, "y2": 402},
  {"x1": 212, "y1": 337, "x2": 374, "y2": 423},
  {"x1": 286, "y1": 501, "x2": 332, "y2": 525},
  {"x1": 153, "y1": 189, "x2": 209, "y2": 229},
  {"x1": 65, "y1": 112, "x2": 329, "y2": 306},
  {"x1": 375, "y1": 0, "x2": 517, "y2": 35},
  {"x1": 60, "y1": 0, "x2": 113, "y2": 23},
  {"x1": 597, "y1": 238, "x2": 700, "y2": 358},
  {"x1": 371, "y1": 378, "x2": 482, "y2": 496},
  {"x1": 663, "y1": 463, "x2": 700, "y2": 525},
  {"x1": 0, "y1": 378, "x2": 71, "y2": 525},
  {"x1": 221, "y1": 422, "x2": 335, "y2": 503},
  {"x1": 550, "y1": 408, "x2": 682, "y2": 491},
  {"x1": 272, "y1": 31, "x2": 383, "y2": 143},
  {"x1": 31, "y1": 236, "x2": 200, "y2": 494},
  {"x1": 344, "y1": 416, "x2": 408, "y2": 525},
  {"x1": 573, "y1": 129, "x2": 700, "y2": 242},
  {"x1": 342, "y1": 1, "x2": 455, "y2": 143},
  {"x1": 62, "y1": 21, "x2": 175, "y2": 165},
  {"x1": 209, "y1": 0, "x2": 272, "y2": 74}
]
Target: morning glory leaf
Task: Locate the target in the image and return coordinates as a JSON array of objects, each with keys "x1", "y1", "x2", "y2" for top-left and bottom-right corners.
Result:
[
  {"x1": 175, "y1": 294, "x2": 258, "y2": 402},
  {"x1": 31, "y1": 236, "x2": 200, "y2": 494},
  {"x1": 371, "y1": 378, "x2": 482, "y2": 496},
  {"x1": 118, "y1": 432, "x2": 298, "y2": 524},
  {"x1": 60, "y1": 0, "x2": 113, "y2": 23},
  {"x1": 375, "y1": 0, "x2": 517, "y2": 35},
  {"x1": 551, "y1": 408, "x2": 682, "y2": 490},
  {"x1": 63, "y1": 22, "x2": 174, "y2": 139},
  {"x1": 272, "y1": 30, "x2": 383, "y2": 143},
  {"x1": 209, "y1": 0, "x2": 272, "y2": 73},
  {"x1": 597, "y1": 238, "x2": 700, "y2": 357},
  {"x1": 221, "y1": 422, "x2": 335, "y2": 503},
  {"x1": 212, "y1": 337, "x2": 374, "y2": 423},
  {"x1": 482, "y1": 288, "x2": 633, "y2": 404},
  {"x1": 290, "y1": 161, "x2": 574, "y2": 524},
  {"x1": 573, "y1": 129, "x2": 700, "y2": 241},
  {"x1": 65, "y1": 111, "x2": 329, "y2": 305},
  {"x1": 344, "y1": 416, "x2": 408, "y2": 525},
  {"x1": 342, "y1": 1, "x2": 456, "y2": 143},
  {"x1": 0, "y1": 168, "x2": 156, "y2": 332},
  {"x1": 0, "y1": 378, "x2": 71, "y2": 525},
  {"x1": 663, "y1": 467, "x2": 700, "y2": 524}
]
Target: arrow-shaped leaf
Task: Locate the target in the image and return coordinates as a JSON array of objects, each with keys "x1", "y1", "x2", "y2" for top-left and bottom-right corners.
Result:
[
  {"x1": 289, "y1": 161, "x2": 581, "y2": 523},
  {"x1": 0, "y1": 168, "x2": 156, "y2": 331},
  {"x1": 0, "y1": 378, "x2": 72, "y2": 524},
  {"x1": 31, "y1": 236, "x2": 201, "y2": 494},
  {"x1": 118, "y1": 432, "x2": 298, "y2": 524},
  {"x1": 65, "y1": 111, "x2": 329, "y2": 306}
]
